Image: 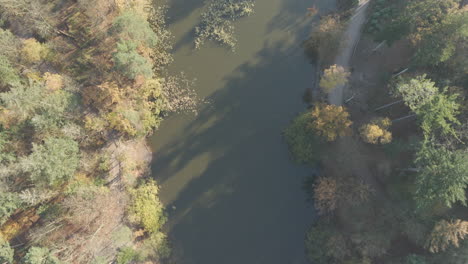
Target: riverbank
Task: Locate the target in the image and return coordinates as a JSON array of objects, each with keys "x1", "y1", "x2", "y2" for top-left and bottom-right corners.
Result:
[{"x1": 299, "y1": 0, "x2": 468, "y2": 263}]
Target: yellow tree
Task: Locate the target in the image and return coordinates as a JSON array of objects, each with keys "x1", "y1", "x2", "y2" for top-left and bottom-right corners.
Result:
[
  {"x1": 21, "y1": 38, "x2": 49, "y2": 63},
  {"x1": 310, "y1": 103, "x2": 352, "y2": 141},
  {"x1": 359, "y1": 118, "x2": 392, "y2": 144},
  {"x1": 319, "y1": 65, "x2": 350, "y2": 93}
]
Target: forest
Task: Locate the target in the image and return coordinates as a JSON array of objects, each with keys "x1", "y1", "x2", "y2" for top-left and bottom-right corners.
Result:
[
  {"x1": 285, "y1": 0, "x2": 468, "y2": 263},
  {"x1": 0, "y1": 0, "x2": 197, "y2": 263}
]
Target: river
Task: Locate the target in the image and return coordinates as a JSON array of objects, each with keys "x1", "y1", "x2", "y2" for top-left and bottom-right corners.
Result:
[{"x1": 150, "y1": 0, "x2": 334, "y2": 263}]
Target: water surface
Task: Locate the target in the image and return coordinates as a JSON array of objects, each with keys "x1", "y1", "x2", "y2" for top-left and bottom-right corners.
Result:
[{"x1": 150, "y1": 0, "x2": 334, "y2": 263}]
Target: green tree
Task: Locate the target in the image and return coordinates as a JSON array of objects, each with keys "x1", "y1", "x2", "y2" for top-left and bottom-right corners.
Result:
[
  {"x1": 0, "y1": 192, "x2": 22, "y2": 225},
  {"x1": 128, "y1": 180, "x2": 166, "y2": 233},
  {"x1": 0, "y1": 237, "x2": 14, "y2": 264},
  {"x1": 415, "y1": 12, "x2": 468, "y2": 66},
  {"x1": 0, "y1": 81, "x2": 74, "y2": 125},
  {"x1": 416, "y1": 92, "x2": 460, "y2": 138},
  {"x1": 0, "y1": 28, "x2": 20, "y2": 59},
  {"x1": 22, "y1": 247, "x2": 61, "y2": 264},
  {"x1": 0, "y1": 55, "x2": 20, "y2": 88},
  {"x1": 116, "y1": 247, "x2": 142, "y2": 264},
  {"x1": 400, "y1": 0, "x2": 460, "y2": 45},
  {"x1": 20, "y1": 137, "x2": 79, "y2": 188},
  {"x1": 284, "y1": 111, "x2": 324, "y2": 165},
  {"x1": 414, "y1": 144, "x2": 468, "y2": 208},
  {"x1": 393, "y1": 75, "x2": 439, "y2": 112},
  {"x1": 112, "y1": 11, "x2": 158, "y2": 47},
  {"x1": 113, "y1": 40, "x2": 153, "y2": 80}
]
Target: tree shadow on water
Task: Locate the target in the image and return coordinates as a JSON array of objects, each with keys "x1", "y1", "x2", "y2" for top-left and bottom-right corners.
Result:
[
  {"x1": 160, "y1": 0, "x2": 206, "y2": 24},
  {"x1": 151, "y1": 39, "x2": 316, "y2": 264}
]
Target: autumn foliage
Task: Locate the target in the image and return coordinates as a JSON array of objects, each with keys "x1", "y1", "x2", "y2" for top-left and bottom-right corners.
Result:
[
  {"x1": 426, "y1": 219, "x2": 468, "y2": 253},
  {"x1": 359, "y1": 118, "x2": 392, "y2": 144},
  {"x1": 319, "y1": 65, "x2": 350, "y2": 93},
  {"x1": 309, "y1": 103, "x2": 352, "y2": 142}
]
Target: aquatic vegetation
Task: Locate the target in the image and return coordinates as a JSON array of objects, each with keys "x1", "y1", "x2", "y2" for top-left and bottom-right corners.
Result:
[{"x1": 195, "y1": 0, "x2": 255, "y2": 50}]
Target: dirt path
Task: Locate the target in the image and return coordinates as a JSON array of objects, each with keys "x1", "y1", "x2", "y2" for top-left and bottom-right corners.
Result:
[{"x1": 328, "y1": 0, "x2": 370, "y2": 106}]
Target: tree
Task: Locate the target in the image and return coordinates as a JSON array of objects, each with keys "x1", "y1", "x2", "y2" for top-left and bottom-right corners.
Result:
[
  {"x1": 426, "y1": 219, "x2": 468, "y2": 253},
  {"x1": 22, "y1": 38, "x2": 49, "y2": 64},
  {"x1": 401, "y1": 0, "x2": 460, "y2": 45},
  {"x1": 43, "y1": 73, "x2": 63, "y2": 92},
  {"x1": 112, "y1": 11, "x2": 158, "y2": 47},
  {"x1": 304, "y1": 15, "x2": 343, "y2": 65},
  {"x1": 283, "y1": 111, "x2": 324, "y2": 165},
  {"x1": 0, "y1": 0, "x2": 56, "y2": 38},
  {"x1": 0, "y1": 80, "x2": 75, "y2": 128},
  {"x1": 20, "y1": 137, "x2": 79, "y2": 188},
  {"x1": 116, "y1": 247, "x2": 142, "y2": 264},
  {"x1": 305, "y1": 222, "x2": 350, "y2": 264},
  {"x1": 319, "y1": 65, "x2": 350, "y2": 93},
  {"x1": 313, "y1": 176, "x2": 372, "y2": 215},
  {"x1": 393, "y1": 75, "x2": 438, "y2": 112},
  {"x1": 0, "y1": 55, "x2": 20, "y2": 88},
  {"x1": 414, "y1": 144, "x2": 468, "y2": 208},
  {"x1": 416, "y1": 92, "x2": 460, "y2": 138},
  {"x1": 415, "y1": 12, "x2": 468, "y2": 66},
  {"x1": 359, "y1": 118, "x2": 392, "y2": 144},
  {"x1": 0, "y1": 192, "x2": 22, "y2": 225},
  {"x1": 310, "y1": 103, "x2": 352, "y2": 142},
  {"x1": 314, "y1": 177, "x2": 339, "y2": 215},
  {"x1": 113, "y1": 40, "x2": 153, "y2": 80},
  {"x1": 0, "y1": 237, "x2": 14, "y2": 264},
  {"x1": 22, "y1": 247, "x2": 61, "y2": 264},
  {"x1": 128, "y1": 180, "x2": 166, "y2": 233},
  {"x1": 0, "y1": 28, "x2": 20, "y2": 60}
]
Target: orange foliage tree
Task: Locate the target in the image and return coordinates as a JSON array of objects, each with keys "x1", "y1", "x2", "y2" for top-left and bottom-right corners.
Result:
[{"x1": 426, "y1": 219, "x2": 468, "y2": 253}]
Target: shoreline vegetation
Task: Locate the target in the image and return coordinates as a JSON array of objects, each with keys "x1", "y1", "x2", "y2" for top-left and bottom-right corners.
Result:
[
  {"x1": 288, "y1": 0, "x2": 468, "y2": 263},
  {"x1": 0, "y1": 0, "x2": 201, "y2": 263}
]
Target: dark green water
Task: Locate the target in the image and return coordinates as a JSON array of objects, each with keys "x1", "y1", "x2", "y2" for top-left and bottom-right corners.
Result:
[{"x1": 150, "y1": 0, "x2": 334, "y2": 263}]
